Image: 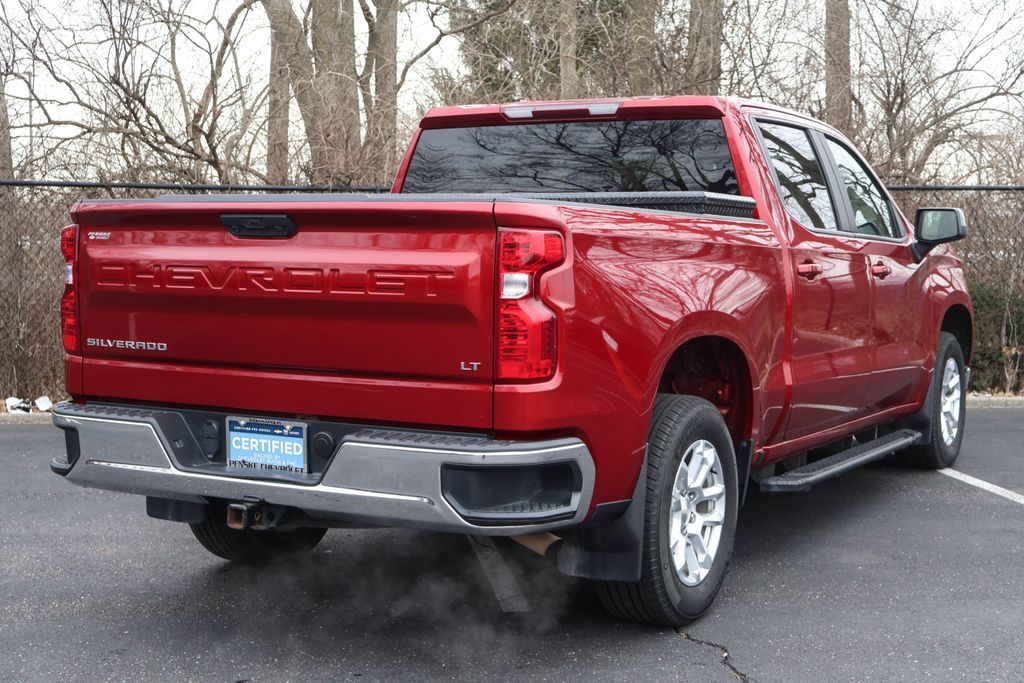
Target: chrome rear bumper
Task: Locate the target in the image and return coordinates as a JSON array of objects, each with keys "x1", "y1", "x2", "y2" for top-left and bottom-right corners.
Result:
[{"x1": 52, "y1": 402, "x2": 594, "y2": 535}]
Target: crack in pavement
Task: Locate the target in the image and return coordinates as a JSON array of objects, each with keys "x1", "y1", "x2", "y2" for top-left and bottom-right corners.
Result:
[{"x1": 677, "y1": 630, "x2": 751, "y2": 681}]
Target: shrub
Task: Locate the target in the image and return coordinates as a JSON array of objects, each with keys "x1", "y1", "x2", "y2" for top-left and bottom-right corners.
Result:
[{"x1": 967, "y1": 281, "x2": 1024, "y2": 393}]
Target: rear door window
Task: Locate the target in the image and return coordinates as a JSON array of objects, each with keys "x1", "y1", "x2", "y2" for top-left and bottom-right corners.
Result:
[
  {"x1": 402, "y1": 119, "x2": 739, "y2": 194},
  {"x1": 758, "y1": 122, "x2": 838, "y2": 232}
]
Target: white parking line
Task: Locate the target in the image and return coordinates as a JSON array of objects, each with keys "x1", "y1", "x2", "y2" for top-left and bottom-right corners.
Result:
[
  {"x1": 938, "y1": 468, "x2": 1024, "y2": 506},
  {"x1": 466, "y1": 536, "x2": 531, "y2": 613}
]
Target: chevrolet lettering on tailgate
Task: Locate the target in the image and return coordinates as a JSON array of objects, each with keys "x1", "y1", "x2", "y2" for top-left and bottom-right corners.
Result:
[{"x1": 93, "y1": 263, "x2": 457, "y2": 297}]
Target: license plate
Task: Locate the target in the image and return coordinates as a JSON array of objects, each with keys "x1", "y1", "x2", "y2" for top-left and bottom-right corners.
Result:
[{"x1": 226, "y1": 417, "x2": 307, "y2": 473}]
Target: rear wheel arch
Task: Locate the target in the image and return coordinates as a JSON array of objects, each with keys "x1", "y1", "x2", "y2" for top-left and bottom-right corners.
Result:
[{"x1": 655, "y1": 334, "x2": 756, "y2": 449}]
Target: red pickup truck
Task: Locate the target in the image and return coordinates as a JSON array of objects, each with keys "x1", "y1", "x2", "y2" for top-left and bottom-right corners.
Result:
[{"x1": 52, "y1": 96, "x2": 972, "y2": 626}]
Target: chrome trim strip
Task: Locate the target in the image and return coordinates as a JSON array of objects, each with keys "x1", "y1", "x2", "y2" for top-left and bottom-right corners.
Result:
[
  {"x1": 60, "y1": 415, "x2": 153, "y2": 426},
  {"x1": 351, "y1": 441, "x2": 583, "y2": 458},
  {"x1": 84, "y1": 460, "x2": 167, "y2": 474},
  {"x1": 83, "y1": 459, "x2": 434, "y2": 505}
]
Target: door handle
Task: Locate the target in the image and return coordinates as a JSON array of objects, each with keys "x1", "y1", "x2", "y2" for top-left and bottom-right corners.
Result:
[
  {"x1": 871, "y1": 262, "x2": 892, "y2": 279},
  {"x1": 796, "y1": 262, "x2": 823, "y2": 279},
  {"x1": 221, "y1": 214, "x2": 296, "y2": 238}
]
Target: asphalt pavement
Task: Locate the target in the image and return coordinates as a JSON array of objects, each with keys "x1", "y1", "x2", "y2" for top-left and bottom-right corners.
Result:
[{"x1": 1, "y1": 409, "x2": 1022, "y2": 682}]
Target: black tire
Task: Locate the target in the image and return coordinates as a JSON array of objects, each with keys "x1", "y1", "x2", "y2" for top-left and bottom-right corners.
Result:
[
  {"x1": 190, "y1": 501, "x2": 327, "y2": 565},
  {"x1": 593, "y1": 394, "x2": 739, "y2": 626},
  {"x1": 899, "y1": 332, "x2": 967, "y2": 469}
]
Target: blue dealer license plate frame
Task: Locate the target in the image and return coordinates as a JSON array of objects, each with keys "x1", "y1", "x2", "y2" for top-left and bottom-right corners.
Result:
[{"x1": 226, "y1": 417, "x2": 308, "y2": 473}]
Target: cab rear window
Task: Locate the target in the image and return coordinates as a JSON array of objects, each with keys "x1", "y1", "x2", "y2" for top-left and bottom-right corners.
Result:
[{"x1": 402, "y1": 119, "x2": 739, "y2": 194}]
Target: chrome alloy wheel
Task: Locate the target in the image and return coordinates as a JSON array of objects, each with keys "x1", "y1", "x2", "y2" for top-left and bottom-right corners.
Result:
[
  {"x1": 940, "y1": 357, "x2": 962, "y2": 446},
  {"x1": 669, "y1": 439, "x2": 726, "y2": 587}
]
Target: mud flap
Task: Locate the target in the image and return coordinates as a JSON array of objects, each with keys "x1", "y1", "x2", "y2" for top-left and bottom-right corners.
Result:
[
  {"x1": 556, "y1": 460, "x2": 647, "y2": 582},
  {"x1": 898, "y1": 366, "x2": 939, "y2": 445},
  {"x1": 736, "y1": 439, "x2": 753, "y2": 505}
]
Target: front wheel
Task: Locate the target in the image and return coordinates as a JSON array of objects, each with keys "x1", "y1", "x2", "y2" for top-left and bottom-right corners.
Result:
[
  {"x1": 593, "y1": 395, "x2": 739, "y2": 626},
  {"x1": 190, "y1": 501, "x2": 327, "y2": 565},
  {"x1": 900, "y1": 332, "x2": 967, "y2": 469}
]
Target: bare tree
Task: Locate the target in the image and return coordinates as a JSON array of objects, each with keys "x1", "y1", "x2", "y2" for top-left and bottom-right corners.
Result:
[
  {"x1": 623, "y1": 0, "x2": 658, "y2": 95},
  {"x1": 715, "y1": 0, "x2": 1024, "y2": 184},
  {"x1": 266, "y1": 22, "x2": 290, "y2": 183},
  {"x1": 261, "y1": 0, "x2": 515, "y2": 184},
  {"x1": 0, "y1": 0, "x2": 270, "y2": 183},
  {"x1": 557, "y1": 0, "x2": 580, "y2": 99},
  {"x1": 0, "y1": 0, "x2": 1021, "y2": 189},
  {"x1": 261, "y1": 0, "x2": 360, "y2": 184},
  {"x1": 362, "y1": 0, "x2": 399, "y2": 174},
  {"x1": 683, "y1": 0, "x2": 724, "y2": 95},
  {"x1": 435, "y1": 0, "x2": 654, "y2": 100},
  {"x1": 0, "y1": 79, "x2": 12, "y2": 179},
  {"x1": 441, "y1": 0, "x2": 735, "y2": 101},
  {"x1": 855, "y1": 0, "x2": 1024, "y2": 183},
  {"x1": 824, "y1": 0, "x2": 852, "y2": 133}
]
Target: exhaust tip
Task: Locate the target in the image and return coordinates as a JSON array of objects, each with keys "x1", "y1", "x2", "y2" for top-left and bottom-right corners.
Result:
[{"x1": 510, "y1": 532, "x2": 563, "y2": 558}]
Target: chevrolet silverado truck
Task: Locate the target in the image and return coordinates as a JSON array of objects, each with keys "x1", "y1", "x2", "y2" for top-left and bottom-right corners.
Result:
[{"x1": 51, "y1": 96, "x2": 972, "y2": 626}]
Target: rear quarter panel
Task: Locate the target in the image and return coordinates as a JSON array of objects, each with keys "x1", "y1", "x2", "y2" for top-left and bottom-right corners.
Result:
[{"x1": 494, "y1": 201, "x2": 788, "y2": 506}]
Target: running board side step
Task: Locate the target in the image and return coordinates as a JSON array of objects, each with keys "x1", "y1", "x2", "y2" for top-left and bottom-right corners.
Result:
[{"x1": 759, "y1": 429, "x2": 922, "y2": 493}]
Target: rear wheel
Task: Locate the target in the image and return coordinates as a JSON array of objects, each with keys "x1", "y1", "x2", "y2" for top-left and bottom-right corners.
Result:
[
  {"x1": 900, "y1": 332, "x2": 966, "y2": 469},
  {"x1": 594, "y1": 394, "x2": 739, "y2": 626},
  {"x1": 190, "y1": 501, "x2": 327, "y2": 565}
]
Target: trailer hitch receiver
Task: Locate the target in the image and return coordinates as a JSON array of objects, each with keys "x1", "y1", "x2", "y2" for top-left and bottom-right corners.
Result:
[{"x1": 226, "y1": 496, "x2": 285, "y2": 530}]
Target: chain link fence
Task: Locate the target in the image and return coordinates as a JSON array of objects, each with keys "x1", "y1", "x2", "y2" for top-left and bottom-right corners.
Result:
[
  {"x1": 0, "y1": 182, "x2": 91, "y2": 400},
  {"x1": 889, "y1": 186, "x2": 1024, "y2": 394},
  {"x1": 1, "y1": 180, "x2": 1022, "y2": 403},
  {"x1": 0, "y1": 180, "x2": 387, "y2": 402}
]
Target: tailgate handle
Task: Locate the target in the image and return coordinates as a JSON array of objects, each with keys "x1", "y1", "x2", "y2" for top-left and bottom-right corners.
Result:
[{"x1": 221, "y1": 214, "x2": 296, "y2": 239}]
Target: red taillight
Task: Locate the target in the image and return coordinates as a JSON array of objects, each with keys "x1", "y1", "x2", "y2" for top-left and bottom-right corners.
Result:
[
  {"x1": 60, "y1": 224, "x2": 79, "y2": 353},
  {"x1": 61, "y1": 290, "x2": 78, "y2": 352},
  {"x1": 60, "y1": 225, "x2": 76, "y2": 261},
  {"x1": 497, "y1": 229, "x2": 564, "y2": 381}
]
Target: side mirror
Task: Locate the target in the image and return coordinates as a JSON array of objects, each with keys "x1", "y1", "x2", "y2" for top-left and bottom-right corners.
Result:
[{"x1": 911, "y1": 208, "x2": 966, "y2": 260}]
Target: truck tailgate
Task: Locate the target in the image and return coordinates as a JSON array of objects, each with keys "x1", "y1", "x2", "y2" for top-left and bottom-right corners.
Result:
[{"x1": 72, "y1": 197, "x2": 496, "y2": 428}]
